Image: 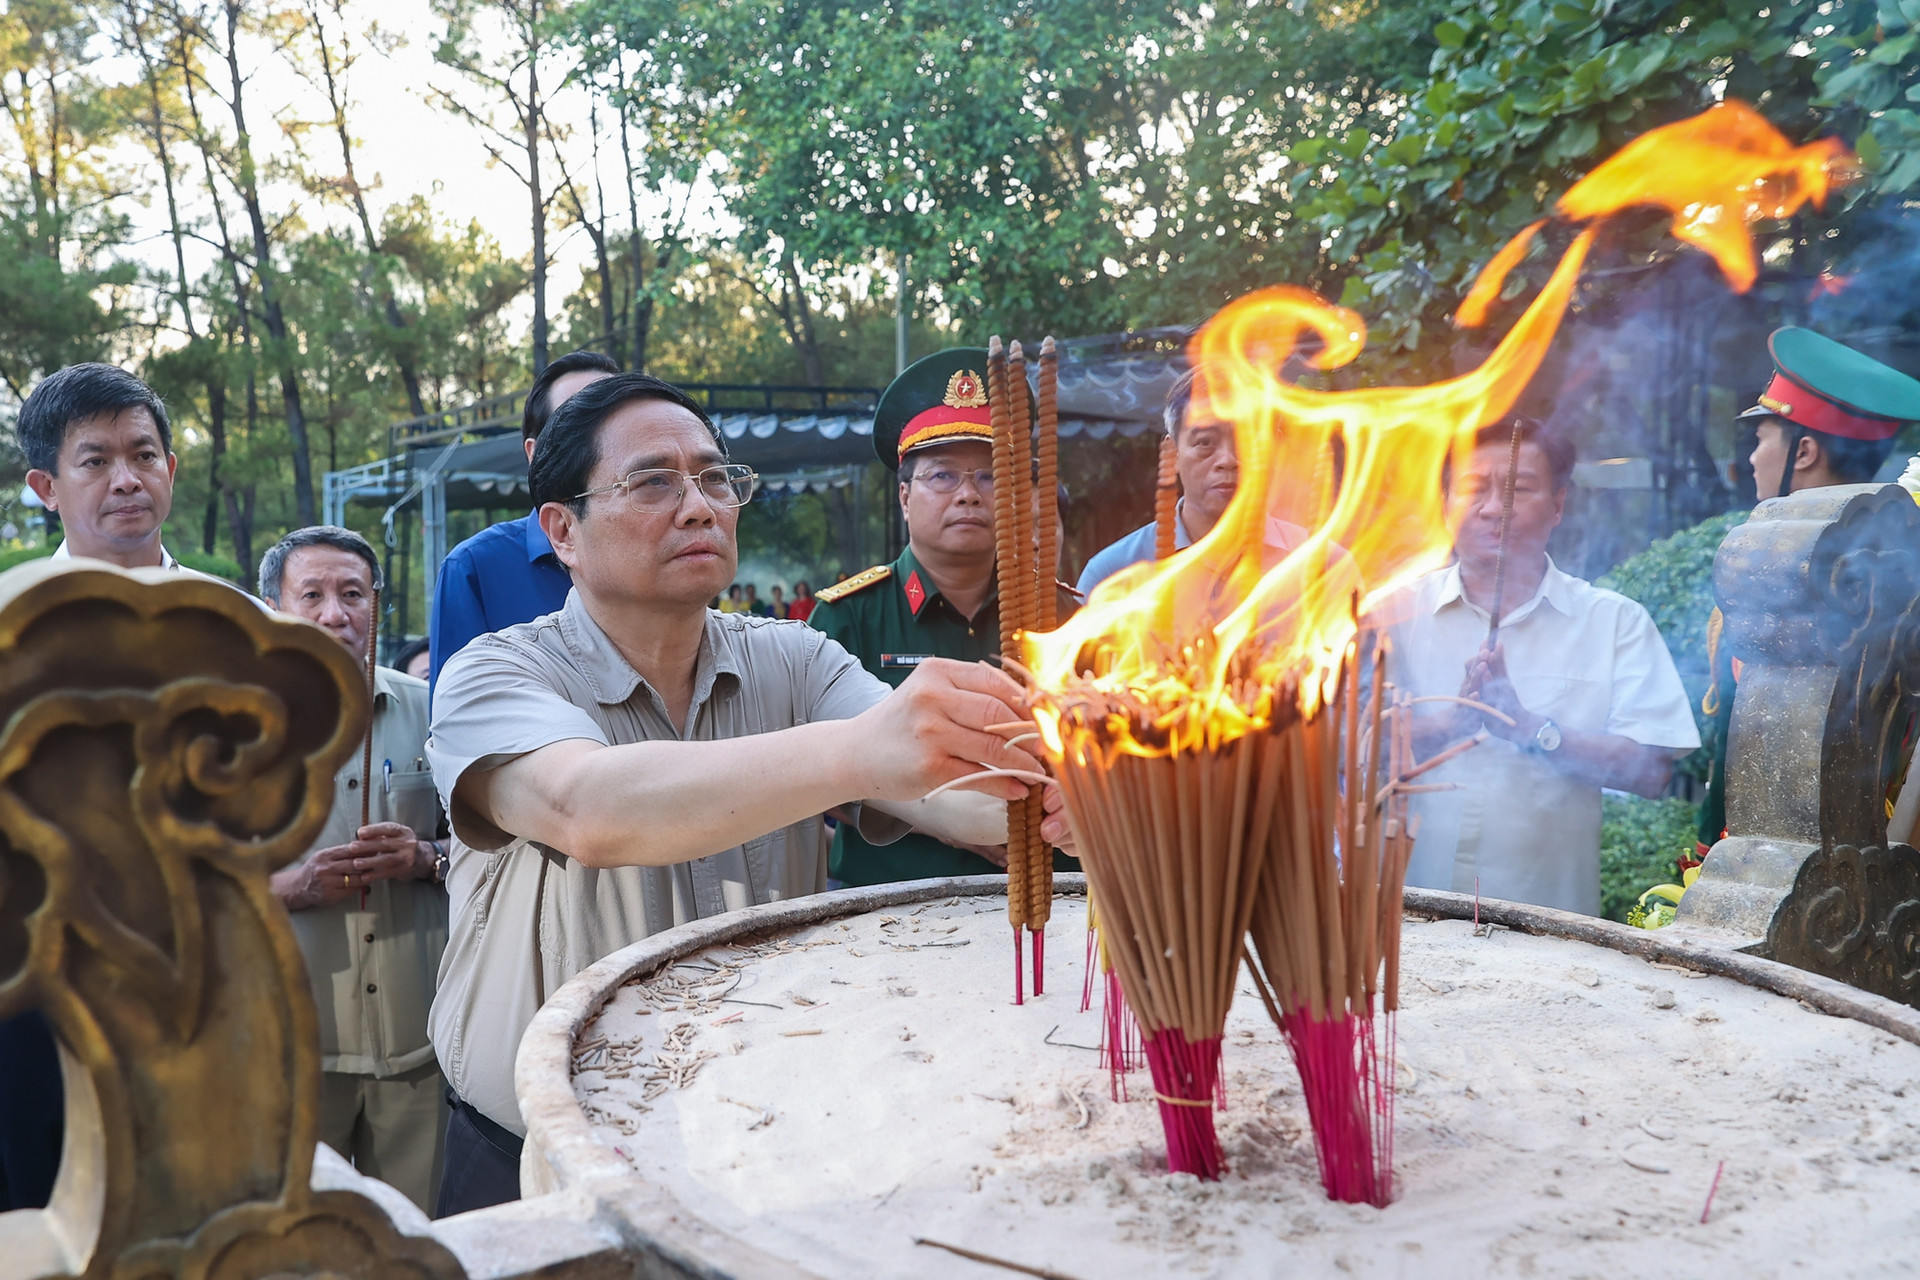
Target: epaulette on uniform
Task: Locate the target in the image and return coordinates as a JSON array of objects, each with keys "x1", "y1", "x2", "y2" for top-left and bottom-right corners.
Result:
[{"x1": 815, "y1": 565, "x2": 891, "y2": 605}]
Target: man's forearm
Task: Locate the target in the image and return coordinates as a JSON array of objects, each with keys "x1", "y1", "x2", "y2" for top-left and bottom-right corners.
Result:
[
  {"x1": 483, "y1": 720, "x2": 866, "y2": 869},
  {"x1": 1544, "y1": 725, "x2": 1673, "y2": 797}
]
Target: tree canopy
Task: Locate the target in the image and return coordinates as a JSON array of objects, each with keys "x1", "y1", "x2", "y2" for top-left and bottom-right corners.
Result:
[{"x1": 1, "y1": 0, "x2": 1916, "y2": 600}]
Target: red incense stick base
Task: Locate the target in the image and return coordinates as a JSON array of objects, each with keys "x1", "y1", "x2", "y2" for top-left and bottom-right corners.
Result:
[
  {"x1": 1279, "y1": 1008, "x2": 1397, "y2": 1207},
  {"x1": 1142, "y1": 1029, "x2": 1224, "y2": 1180}
]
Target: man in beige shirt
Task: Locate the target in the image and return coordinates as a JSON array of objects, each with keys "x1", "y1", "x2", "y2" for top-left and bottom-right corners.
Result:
[
  {"x1": 427, "y1": 373, "x2": 1063, "y2": 1214},
  {"x1": 261, "y1": 526, "x2": 450, "y2": 1213}
]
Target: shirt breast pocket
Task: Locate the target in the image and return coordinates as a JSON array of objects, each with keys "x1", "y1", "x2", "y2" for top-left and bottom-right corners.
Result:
[{"x1": 384, "y1": 769, "x2": 441, "y2": 835}]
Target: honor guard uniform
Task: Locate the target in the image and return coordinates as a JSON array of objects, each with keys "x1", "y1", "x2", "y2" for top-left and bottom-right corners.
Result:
[
  {"x1": 810, "y1": 348, "x2": 1076, "y2": 886},
  {"x1": 1697, "y1": 327, "x2": 1920, "y2": 856}
]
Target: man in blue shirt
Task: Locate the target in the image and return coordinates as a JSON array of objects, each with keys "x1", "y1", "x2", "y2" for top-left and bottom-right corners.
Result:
[
  {"x1": 429, "y1": 351, "x2": 619, "y2": 692},
  {"x1": 1076, "y1": 367, "x2": 1241, "y2": 598}
]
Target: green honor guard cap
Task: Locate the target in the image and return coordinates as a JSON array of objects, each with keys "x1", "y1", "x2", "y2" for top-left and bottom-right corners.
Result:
[
  {"x1": 1738, "y1": 327, "x2": 1920, "y2": 441},
  {"x1": 872, "y1": 347, "x2": 1035, "y2": 471}
]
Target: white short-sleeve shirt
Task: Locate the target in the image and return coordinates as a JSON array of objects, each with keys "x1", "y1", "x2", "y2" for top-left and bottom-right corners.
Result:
[{"x1": 1385, "y1": 558, "x2": 1700, "y2": 916}]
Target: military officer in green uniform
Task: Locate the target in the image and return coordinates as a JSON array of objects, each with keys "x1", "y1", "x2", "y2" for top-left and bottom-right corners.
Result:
[
  {"x1": 1697, "y1": 326, "x2": 1920, "y2": 856},
  {"x1": 810, "y1": 348, "x2": 1075, "y2": 886}
]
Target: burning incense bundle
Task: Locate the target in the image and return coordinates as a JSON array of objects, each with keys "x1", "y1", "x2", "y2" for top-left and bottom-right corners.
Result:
[
  {"x1": 1244, "y1": 637, "x2": 1415, "y2": 1207},
  {"x1": 1040, "y1": 657, "x2": 1284, "y2": 1178},
  {"x1": 1019, "y1": 102, "x2": 1848, "y2": 1185}
]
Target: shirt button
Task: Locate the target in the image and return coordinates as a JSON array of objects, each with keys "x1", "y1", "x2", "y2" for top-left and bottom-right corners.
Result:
[
  {"x1": 365, "y1": 983, "x2": 377, "y2": 994},
  {"x1": 363, "y1": 933, "x2": 375, "y2": 944},
  {"x1": 347, "y1": 779, "x2": 358, "y2": 790}
]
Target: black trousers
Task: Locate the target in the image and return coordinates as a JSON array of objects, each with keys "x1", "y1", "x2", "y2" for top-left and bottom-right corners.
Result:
[
  {"x1": 0, "y1": 1012, "x2": 64, "y2": 1211},
  {"x1": 434, "y1": 1093, "x2": 523, "y2": 1218}
]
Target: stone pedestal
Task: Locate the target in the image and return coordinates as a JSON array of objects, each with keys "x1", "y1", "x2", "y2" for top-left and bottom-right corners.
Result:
[{"x1": 1676, "y1": 483, "x2": 1920, "y2": 1007}]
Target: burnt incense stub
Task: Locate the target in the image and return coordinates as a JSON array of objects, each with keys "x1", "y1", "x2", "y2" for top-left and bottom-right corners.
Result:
[{"x1": 1679, "y1": 483, "x2": 1920, "y2": 1008}]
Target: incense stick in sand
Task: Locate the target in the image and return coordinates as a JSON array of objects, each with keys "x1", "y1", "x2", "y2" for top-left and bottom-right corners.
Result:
[
  {"x1": 1037, "y1": 657, "x2": 1283, "y2": 1179},
  {"x1": 1241, "y1": 635, "x2": 1422, "y2": 1207}
]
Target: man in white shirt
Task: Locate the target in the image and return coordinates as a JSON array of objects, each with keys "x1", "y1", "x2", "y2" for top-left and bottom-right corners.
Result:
[
  {"x1": 1387, "y1": 418, "x2": 1699, "y2": 915},
  {"x1": 18, "y1": 363, "x2": 185, "y2": 570}
]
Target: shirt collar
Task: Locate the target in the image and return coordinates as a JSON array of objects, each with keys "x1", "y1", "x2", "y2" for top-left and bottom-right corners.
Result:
[
  {"x1": 556, "y1": 588, "x2": 738, "y2": 724},
  {"x1": 1431, "y1": 555, "x2": 1573, "y2": 625},
  {"x1": 523, "y1": 510, "x2": 559, "y2": 564},
  {"x1": 897, "y1": 544, "x2": 994, "y2": 621},
  {"x1": 51, "y1": 539, "x2": 178, "y2": 569}
]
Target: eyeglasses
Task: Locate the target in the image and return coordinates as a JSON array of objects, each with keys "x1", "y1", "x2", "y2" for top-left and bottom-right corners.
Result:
[
  {"x1": 573, "y1": 464, "x2": 759, "y2": 512},
  {"x1": 910, "y1": 467, "x2": 995, "y2": 495}
]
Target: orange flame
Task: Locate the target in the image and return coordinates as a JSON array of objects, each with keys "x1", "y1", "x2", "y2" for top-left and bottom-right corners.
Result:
[{"x1": 1027, "y1": 103, "x2": 1850, "y2": 758}]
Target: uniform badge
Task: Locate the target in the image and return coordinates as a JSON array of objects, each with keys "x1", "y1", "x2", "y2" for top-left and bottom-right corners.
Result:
[
  {"x1": 903, "y1": 569, "x2": 927, "y2": 613},
  {"x1": 945, "y1": 370, "x2": 988, "y2": 408},
  {"x1": 881, "y1": 654, "x2": 933, "y2": 669}
]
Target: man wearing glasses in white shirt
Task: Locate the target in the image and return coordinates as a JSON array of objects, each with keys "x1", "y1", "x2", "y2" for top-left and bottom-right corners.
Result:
[{"x1": 1388, "y1": 417, "x2": 1700, "y2": 916}]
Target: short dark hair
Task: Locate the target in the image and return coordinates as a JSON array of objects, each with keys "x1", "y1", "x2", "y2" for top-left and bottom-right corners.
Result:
[
  {"x1": 1163, "y1": 366, "x2": 1200, "y2": 438},
  {"x1": 257, "y1": 525, "x2": 384, "y2": 606},
  {"x1": 1805, "y1": 425, "x2": 1894, "y2": 484},
  {"x1": 523, "y1": 350, "x2": 621, "y2": 441},
  {"x1": 1473, "y1": 416, "x2": 1576, "y2": 493},
  {"x1": 17, "y1": 363, "x2": 173, "y2": 473},
  {"x1": 390, "y1": 635, "x2": 430, "y2": 674},
  {"x1": 528, "y1": 373, "x2": 721, "y2": 510}
]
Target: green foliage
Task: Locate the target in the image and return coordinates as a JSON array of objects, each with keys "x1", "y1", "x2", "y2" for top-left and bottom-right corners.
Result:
[
  {"x1": 1294, "y1": 0, "x2": 1920, "y2": 362},
  {"x1": 1597, "y1": 508, "x2": 1746, "y2": 781},
  {"x1": 576, "y1": 0, "x2": 1436, "y2": 335},
  {"x1": 1597, "y1": 509, "x2": 1746, "y2": 685},
  {"x1": 0, "y1": 545, "x2": 55, "y2": 572},
  {"x1": 175, "y1": 550, "x2": 245, "y2": 584},
  {"x1": 1598, "y1": 794, "x2": 1696, "y2": 923}
]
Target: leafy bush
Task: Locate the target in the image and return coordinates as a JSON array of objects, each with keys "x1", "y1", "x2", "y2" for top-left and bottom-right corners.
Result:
[
  {"x1": 1598, "y1": 795, "x2": 1697, "y2": 923},
  {"x1": 1596, "y1": 509, "x2": 1747, "y2": 782},
  {"x1": 0, "y1": 545, "x2": 54, "y2": 572},
  {"x1": 176, "y1": 550, "x2": 245, "y2": 584},
  {"x1": 0, "y1": 545, "x2": 245, "y2": 584}
]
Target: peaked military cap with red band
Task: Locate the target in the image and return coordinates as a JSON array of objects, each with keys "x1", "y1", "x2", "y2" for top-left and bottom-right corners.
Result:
[
  {"x1": 873, "y1": 347, "x2": 1035, "y2": 471},
  {"x1": 1737, "y1": 327, "x2": 1920, "y2": 441}
]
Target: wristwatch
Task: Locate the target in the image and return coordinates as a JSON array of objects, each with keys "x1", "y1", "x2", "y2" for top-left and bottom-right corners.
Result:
[
  {"x1": 1533, "y1": 718, "x2": 1562, "y2": 753},
  {"x1": 428, "y1": 840, "x2": 450, "y2": 883}
]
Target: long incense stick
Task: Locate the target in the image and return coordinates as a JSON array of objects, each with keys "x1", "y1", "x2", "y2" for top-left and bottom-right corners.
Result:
[
  {"x1": 1485, "y1": 419, "x2": 1523, "y2": 647},
  {"x1": 1029, "y1": 338, "x2": 1061, "y2": 992},
  {"x1": 359, "y1": 586, "x2": 379, "y2": 910},
  {"x1": 989, "y1": 337, "x2": 1033, "y2": 1000},
  {"x1": 1154, "y1": 434, "x2": 1179, "y2": 560}
]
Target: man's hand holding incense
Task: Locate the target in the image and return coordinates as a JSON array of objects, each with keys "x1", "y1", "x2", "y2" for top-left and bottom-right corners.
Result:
[
  {"x1": 272, "y1": 822, "x2": 432, "y2": 912},
  {"x1": 1464, "y1": 643, "x2": 1539, "y2": 744},
  {"x1": 1462, "y1": 644, "x2": 1676, "y2": 798},
  {"x1": 844, "y1": 658, "x2": 1043, "y2": 804},
  {"x1": 1040, "y1": 779, "x2": 1078, "y2": 857}
]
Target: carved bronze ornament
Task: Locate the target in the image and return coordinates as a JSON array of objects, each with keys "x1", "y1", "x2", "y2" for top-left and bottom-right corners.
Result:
[{"x1": 0, "y1": 561, "x2": 464, "y2": 1280}]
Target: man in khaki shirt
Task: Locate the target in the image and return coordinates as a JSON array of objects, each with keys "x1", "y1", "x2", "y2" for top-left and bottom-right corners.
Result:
[
  {"x1": 261, "y1": 526, "x2": 450, "y2": 1213},
  {"x1": 427, "y1": 373, "x2": 1067, "y2": 1215}
]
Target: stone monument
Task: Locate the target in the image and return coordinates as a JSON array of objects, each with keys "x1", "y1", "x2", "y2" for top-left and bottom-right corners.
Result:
[{"x1": 1678, "y1": 482, "x2": 1920, "y2": 1007}]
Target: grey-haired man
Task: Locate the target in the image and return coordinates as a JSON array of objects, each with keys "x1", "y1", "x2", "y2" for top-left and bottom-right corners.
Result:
[{"x1": 260, "y1": 525, "x2": 449, "y2": 1214}]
